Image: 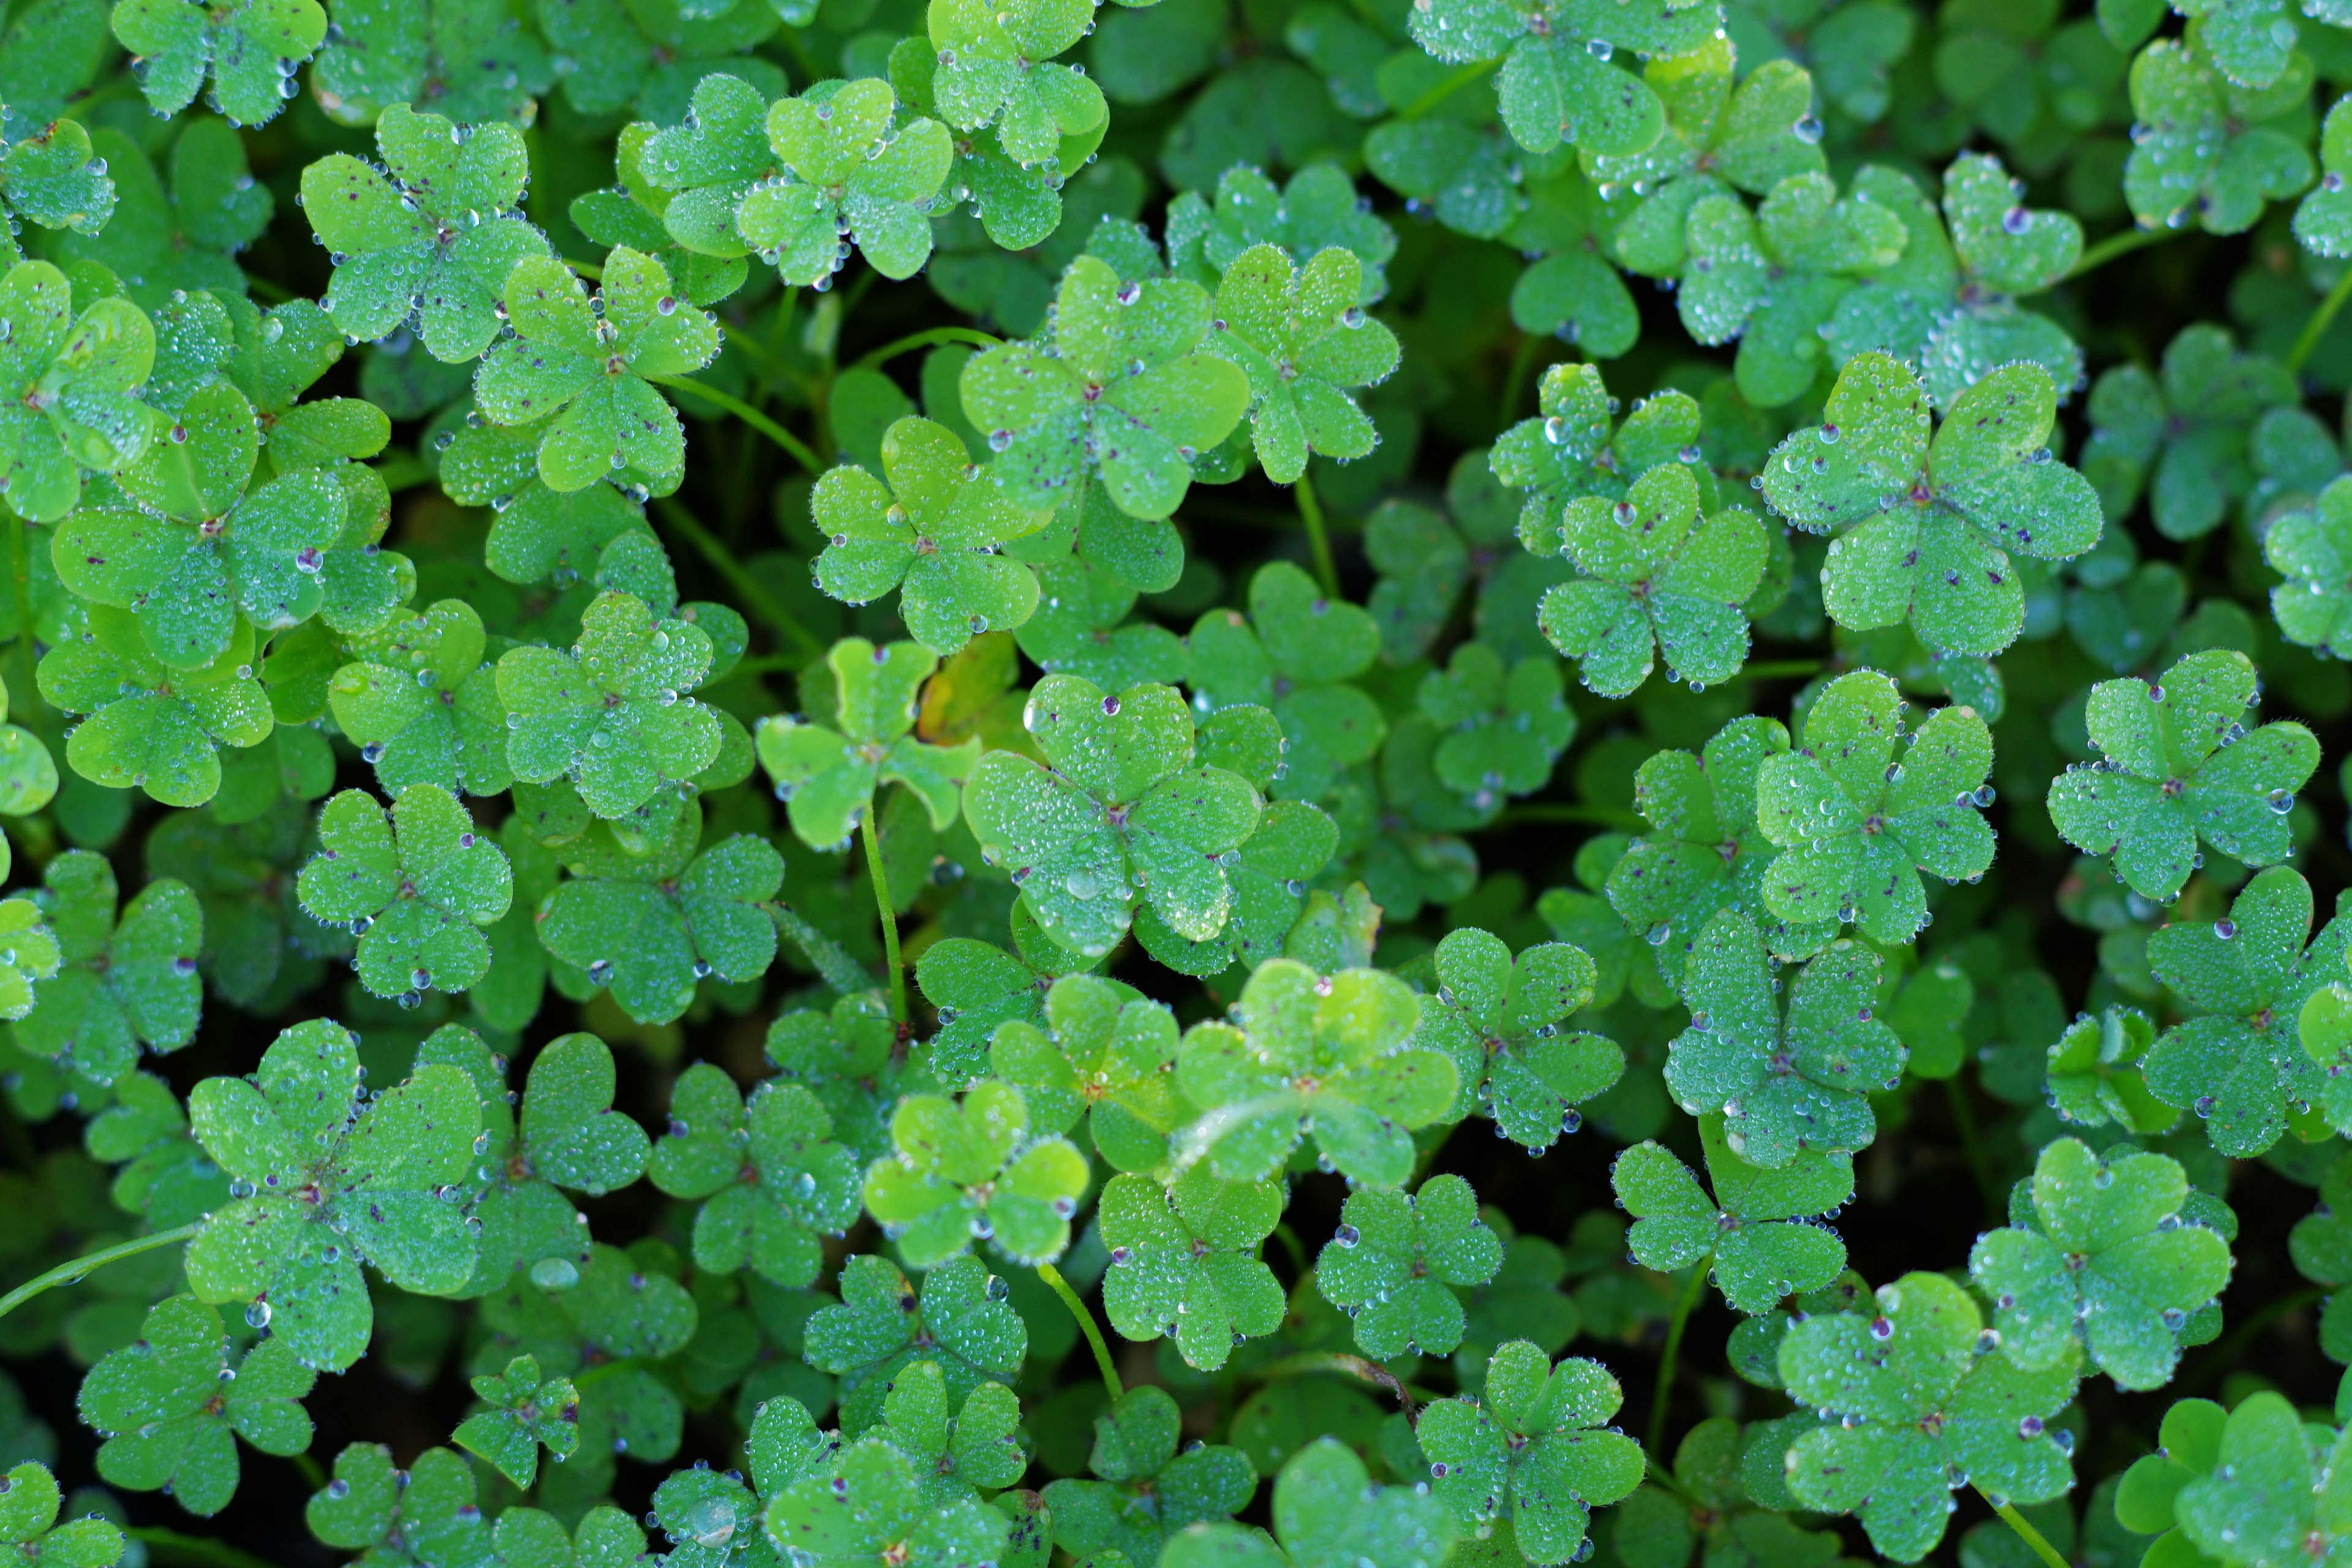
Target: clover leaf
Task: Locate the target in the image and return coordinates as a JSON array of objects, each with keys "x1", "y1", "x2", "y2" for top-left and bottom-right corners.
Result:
[
  {"x1": 810, "y1": 419, "x2": 1050, "y2": 654},
  {"x1": 111, "y1": 0, "x2": 326, "y2": 125},
  {"x1": 1186, "y1": 562, "x2": 1388, "y2": 801},
  {"x1": 12, "y1": 850, "x2": 200, "y2": 1088},
  {"x1": 0, "y1": 258, "x2": 157, "y2": 523},
  {"x1": 1760, "y1": 352, "x2": 2101, "y2": 655},
  {"x1": 1408, "y1": 0, "x2": 1719, "y2": 157},
  {"x1": 1411, "y1": 927, "x2": 1622, "y2": 1151},
  {"x1": 1752, "y1": 671, "x2": 1996, "y2": 941},
  {"x1": 1777, "y1": 1271, "x2": 2079, "y2": 1562},
  {"x1": 1044, "y1": 1385, "x2": 1257, "y2": 1559},
  {"x1": 1488, "y1": 363, "x2": 1681, "y2": 543},
  {"x1": 1613, "y1": 1112, "x2": 1851, "y2": 1313},
  {"x1": 1417, "y1": 1341, "x2": 1644, "y2": 1564},
  {"x1": 2264, "y1": 473, "x2": 2352, "y2": 660},
  {"x1": 1536, "y1": 458, "x2": 1766, "y2": 696},
  {"x1": 450, "y1": 1354, "x2": 577, "y2": 1489},
  {"x1": 0, "y1": 116, "x2": 114, "y2": 265},
  {"x1": 328, "y1": 599, "x2": 512, "y2": 801},
  {"x1": 497, "y1": 589, "x2": 723, "y2": 819},
  {"x1": 2045, "y1": 1006, "x2": 2177, "y2": 1133},
  {"x1": 2045, "y1": 649, "x2": 2318, "y2": 900},
  {"x1": 1202, "y1": 243, "x2": 1398, "y2": 485},
  {"x1": 962, "y1": 674, "x2": 1261, "y2": 959},
  {"x1": 862, "y1": 1077, "x2": 1087, "y2": 1267},
  {"x1": 535, "y1": 811, "x2": 783, "y2": 1024},
  {"x1": 1167, "y1": 164, "x2": 1398, "y2": 306},
  {"x1": 760, "y1": 637, "x2": 984, "y2": 850},
  {"x1": 1162, "y1": 1438, "x2": 1458, "y2": 1568},
  {"x1": 739, "y1": 78, "x2": 952, "y2": 287},
  {"x1": 308, "y1": 0, "x2": 552, "y2": 126},
  {"x1": 39, "y1": 605, "x2": 273, "y2": 808},
  {"x1": 87, "y1": 1072, "x2": 233, "y2": 1229},
  {"x1": 1313, "y1": 1172, "x2": 1502, "y2": 1359},
  {"x1": 76, "y1": 1293, "x2": 315, "y2": 1517},
  {"x1": 1413, "y1": 644, "x2": 1577, "y2": 809},
  {"x1": 2171, "y1": 1392, "x2": 2352, "y2": 1568},
  {"x1": 295, "y1": 783, "x2": 513, "y2": 1001},
  {"x1": 1967, "y1": 1136, "x2": 2233, "y2": 1390},
  {"x1": 2144, "y1": 865, "x2": 2345, "y2": 1155},
  {"x1": 1665, "y1": 910, "x2": 1906, "y2": 1166},
  {"x1": 867, "y1": 1356, "x2": 1026, "y2": 1499},
  {"x1": 473, "y1": 247, "x2": 720, "y2": 496},
  {"x1": 45, "y1": 121, "x2": 266, "y2": 311},
  {"x1": 647, "y1": 1063, "x2": 859, "y2": 1287},
  {"x1": 1174, "y1": 956, "x2": 1455, "y2": 1189},
  {"x1": 766, "y1": 1428, "x2": 1009, "y2": 1568},
  {"x1": 988, "y1": 973, "x2": 1185, "y2": 1174},
  {"x1": 0, "y1": 896, "x2": 61, "y2": 1021},
  {"x1": 2082, "y1": 326, "x2": 2297, "y2": 541},
  {"x1": 805, "y1": 1254, "x2": 1026, "y2": 1436},
  {"x1": 1098, "y1": 1165, "x2": 1286, "y2": 1370},
  {"x1": 0, "y1": 1461, "x2": 124, "y2": 1568},
  {"x1": 184, "y1": 1017, "x2": 481, "y2": 1371},
  {"x1": 2125, "y1": 42, "x2": 2313, "y2": 237},
  {"x1": 304, "y1": 1444, "x2": 488, "y2": 1568},
  {"x1": 927, "y1": 0, "x2": 1107, "y2": 168},
  {"x1": 298, "y1": 104, "x2": 547, "y2": 362},
  {"x1": 960, "y1": 256, "x2": 1251, "y2": 522}
]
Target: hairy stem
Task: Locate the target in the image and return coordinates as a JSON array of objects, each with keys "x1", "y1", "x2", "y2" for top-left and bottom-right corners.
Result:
[
  {"x1": 1497, "y1": 332, "x2": 1542, "y2": 432},
  {"x1": 1038, "y1": 1262, "x2": 1123, "y2": 1401},
  {"x1": 1398, "y1": 59, "x2": 1496, "y2": 120},
  {"x1": 851, "y1": 326, "x2": 1006, "y2": 371},
  {"x1": 647, "y1": 374, "x2": 824, "y2": 474},
  {"x1": 2059, "y1": 226, "x2": 2169, "y2": 284},
  {"x1": 862, "y1": 812, "x2": 907, "y2": 1023},
  {"x1": 1295, "y1": 472, "x2": 1341, "y2": 598},
  {"x1": 1256, "y1": 1352, "x2": 1420, "y2": 1420},
  {"x1": 2290, "y1": 263, "x2": 2352, "y2": 373},
  {"x1": 0, "y1": 1224, "x2": 203, "y2": 1322},
  {"x1": 1648, "y1": 1261, "x2": 1711, "y2": 1457},
  {"x1": 772, "y1": 899, "x2": 879, "y2": 997},
  {"x1": 651, "y1": 497, "x2": 821, "y2": 657},
  {"x1": 1976, "y1": 1489, "x2": 2072, "y2": 1568}
]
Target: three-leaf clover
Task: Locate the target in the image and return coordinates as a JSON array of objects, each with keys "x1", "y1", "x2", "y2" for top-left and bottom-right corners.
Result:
[
  {"x1": 1411, "y1": 927, "x2": 1623, "y2": 1152},
  {"x1": 1536, "y1": 458, "x2": 1766, "y2": 696},
  {"x1": 1613, "y1": 1112, "x2": 1852, "y2": 1313},
  {"x1": 299, "y1": 104, "x2": 550, "y2": 361},
  {"x1": 2045, "y1": 1006, "x2": 2177, "y2": 1133},
  {"x1": 1760, "y1": 352, "x2": 2102, "y2": 655},
  {"x1": 1314, "y1": 1172, "x2": 1503, "y2": 1359},
  {"x1": 988, "y1": 973, "x2": 1185, "y2": 1174},
  {"x1": 758, "y1": 637, "x2": 983, "y2": 850},
  {"x1": 2171, "y1": 1392, "x2": 2352, "y2": 1568},
  {"x1": 962, "y1": 674, "x2": 1262, "y2": 959},
  {"x1": 1043, "y1": 1385, "x2": 1257, "y2": 1560},
  {"x1": 12, "y1": 850, "x2": 202, "y2": 1087},
  {"x1": 1159, "y1": 1438, "x2": 1458, "y2": 1568},
  {"x1": 76, "y1": 1293, "x2": 315, "y2": 1516},
  {"x1": 1099, "y1": 1165, "x2": 1287, "y2": 1370},
  {"x1": 1186, "y1": 562, "x2": 1389, "y2": 801},
  {"x1": 2144, "y1": 865, "x2": 2345, "y2": 1155},
  {"x1": 1777, "y1": 1271, "x2": 2078, "y2": 1562},
  {"x1": 1407, "y1": 0, "x2": 1719, "y2": 157},
  {"x1": 328, "y1": 599, "x2": 512, "y2": 801},
  {"x1": 39, "y1": 605, "x2": 274, "y2": 808},
  {"x1": 2124, "y1": 42, "x2": 2313, "y2": 238},
  {"x1": 861, "y1": 1078, "x2": 1087, "y2": 1267},
  {"x1": 473, "y1": 247, "x2": 720, "y2": 496},
  {"x1": 111, "y1": 0, "x2": 326, "y2": 126},
  {"x1": 810, "y1": 419, "x2": 1050, "y2": 654},
  {"x1": 0, "y1": 258, "x2": 159, "y2": 523},
  {"x1": 1417, "y1": 1341, "x2": 1645, "y2": 1565},
  {"x1": 739, "y1": 79, "x2": 952, "y2": 287},
  {"x1": 927, "y1": 0, "x2": 1107, "y2": 168},
  {"x1": 496, "y1": 590, "x2": 723, "y2": 819},
  {"x1": 295, "y1": 784, "x2": 513, "y2": 1000},
  {"x1": 184, "y1": 1017, "x2": 481, "y2": 1371},
  {"x1": 0, "y1": 116, "x2": 115, "y2": 265},
  {"x1": 647, "y1": 1063, "x2": 860, "y2": 1287},
  {"x1": 1204, "y1": 243, "x2": 1398, "y2": 484},
  {"x1": 1665, "y1": 910, "x2": 1906, "y2": 1166},
  {"x1": 451, "y1": 1354, "x2": 578, "y2": 1489},
  {"x1": 959, "y1": 256, "x2": 1251, "y2": 522},
  {"x1": 1752, "y1": 671, "x2": 1996, "y2": 941},
  {"x1": 0, "y1": 1461, "x2": 126, "y2": 1568},
  {"x1": 1174, "y1": 956, "x2": 1457, "y2": 1189},
  {"x1": 865, "y1": 1358, "x2": 1025, "y2": 1501},
  {"x1": 2266, "y1": 475, "x2": 2352, "y2": 659},
  {"x1": 765, "y1": 1430, "x2": 1009, "y2": 1568},
  {"x1": 2045, "y1": 649, "x2": 2318, "y2": 901},
  {"x1": 1967, "y1": 1136, "x2": 2233, "y2": 1390},
  {"x1": 2081, "y1": 325, "x2": 2297, "y2": 541},
  {"x1": 803, "y1": 1254, "x2": 1027, "y2": 1435}
]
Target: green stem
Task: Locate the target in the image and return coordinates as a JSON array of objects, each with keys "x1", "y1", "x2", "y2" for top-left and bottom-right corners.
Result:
[
  {"x1": 851, "y1": 326, "x2": 1005, "y2": 371},
  {"x1": 1037, "y1": 1262, "x2": 1122, "y2": 1401},
  {"x1": 288, "y1": 1450, "x2": 325, "y2": 1490},
  {"x1": 244, "y1": 272, "x2": 293, "y2": 303},
  {"x1": 0, "y1": 1224, "x2": 202, "y2": 1322},
  {"x1": 2290, "y1": 264, "x2": 2352, "y2": 373},
  {"x1": 647, "y1": 374, "x2": 824, "y2": 474},
  {"x1": 1739, "y1": 658, "x2": 1824, "y2": 680},
  {"x1": 772, "y1": 899, "x2": 880, "y2": 997},
  {"x1": 1644, "y1": 1455, "x2": 1700, "y2": 1508},
  {"x1": 862, "y1": 813, "x2": 907, "y2": 1023},
  {"x1": 1497, "y1": 331, "x2": 1541, "y2": 432},
  {"x1": 1975, "y1": 1488, "x2": 2072, "y2": 1568},
  {"x1": 1647, "y1": 1262, "x2": 1710, "y2": 1458},
  {"x1": 1255, "y1": 1352, "x2": 1422, "y2": 1419},
  {"x1": 2180, "y1": 1286, "x2": 2326, "y2": 1393},
  {"x1": 130, "y1": 1529, "x2": 285, "y2": 1568},
  {"x1": 1399, "y1": 59, "x2": 1496, "y2": 120},
  {"x1": 1498, "y1": 803, "x2": 1648, "y2": 831},
  {"x1": 571, "y1": 1356, "x2": 645, "y2": 1390},
  {"x1": 2058, "y1": 226, "x2": 2169, "y2": 285},
  {"x1": 651, "y1": 497, "x2": 821, "y2": 657},
  {"x1": 565, "y1": 258, "x2": 605, "y2": 280},
  {"x1": 1271, "y1": 1222, "x2": 1308, "y2": 1277},
  {"x1": 1295, "y1": 472, "x2": 1340, "y2": 598},
  {"x1": 1947, "y1": 1077, "x2": 1999, "y2": 1217}
]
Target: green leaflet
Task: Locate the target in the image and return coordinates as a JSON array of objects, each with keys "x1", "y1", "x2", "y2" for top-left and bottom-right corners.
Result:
[{"x1": 1612, "y1": 1113, "x2": 1850, "y2": 1312}]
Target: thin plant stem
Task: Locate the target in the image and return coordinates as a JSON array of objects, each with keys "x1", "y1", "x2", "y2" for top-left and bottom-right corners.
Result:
[
  {"x1": 1399, "y1": 59, "x2": 1496, "y2": 120},
  {"x1": 1975, "y1": 1488, "x2": 2072, "y2": 1568},
  {"x1": 1497, "y1": 331, "x2": 1542, "y2": 432},
  {"x1": 1648, "y1": 1262, "x2": 1710, "y2": 1458},
  {"x1": 2290, "y1": 264, "x2": 2352, "y2": 373},
  {"x1": 288, "y1": 1451, "x2": 325, "y2": 1490},
  {"x1": 1644, "y1": 1455, "x2": 1700, "y2": 1508},
  {"x1": 1256, "y1": 1351, "x2": 1420, "y2": 1420},
  {"x1": 1037, "y1": 1262, "x2": 1123, "y2": 1401},
  {"x1": 130, "y1": 1528, "x2": 285, "y2": 1568},
  {"x1": 571, "y1": 1357, "x2": 645, "y2": 1390},
  {"x1": 0, "y1": 1224, "x2": 202, "y2": 1321},
  {"x1": 647, "y1": 374, "x2": 824, "y2": 474},
  {"x1": 851, "y1": 326, "x2": 1005, "y2": 371},
  {"x1": 2059, "y1": 226, "x2": 2168, "y2": 284},
  {"x1": 1946, "y1": 1078, "x2": 1999, "y2": 1216},
  {"x1": 1499, "y1": 803, "x2": 1648, "y2": 831},
  {"x1": 1740, "y1": 658, "x2": 1824, "y2": 680},
  {"x1": 1295, "y1": 472, "x2": 1340, "y2": 597},
  {"x1": 1271, "y1": 1221, "x2": 1308, "y2": 1277},
  {"x1": 2180, "y1": 1286, "x2": 2326, "y2": 1393},
  {"x1": 651, "y1": 497, "x2": 822, "y2": 657},
  {"x1": 862, "y1": 815, "x2": 907, "y2": 1023},
  {"x1": 564, "y1": 258, "x2": 605, "y2": 280}
]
